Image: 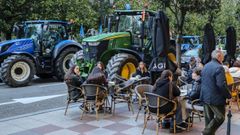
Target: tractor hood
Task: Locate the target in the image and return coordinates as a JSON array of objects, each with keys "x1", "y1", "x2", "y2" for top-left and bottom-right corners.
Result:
[
  {"x1": 0, "y1": 38, "x2": 34, "y2": 54},
  {"x1": 83, "y1": 32, "x2": 130, "y2": 42},
  {"x1": 0, "y1": 38, "x2": 32, "y2": 47}
]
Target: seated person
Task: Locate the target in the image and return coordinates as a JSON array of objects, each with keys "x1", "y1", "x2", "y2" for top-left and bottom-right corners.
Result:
[
  {"x1": 132, "y1": 61, "x2": 150, "y2": 78},
  {"x1": 152, "y1": 70, "x2": 187, "y2": 133},
  {"x1": 64, "y1": 65, "x2": 83, "y2": 101},
  {"x1": 223, "y1": 62, "x2": 234, "y2": 85},
  {"x1": 85, "y1": 61, "x2": 108, "y2": 103},
  {"x1": 186, "y1": 68, "x2": 202, "y2": 100},
  {"x1": 183, "y1": 68, "x2": 203, "y2": 122},
  {"x1": 186, "y1": 57, "x2": 197, "y2": 83},
  {"x1": 86, "y1": 61, "x2": 108, "y2": 86}
]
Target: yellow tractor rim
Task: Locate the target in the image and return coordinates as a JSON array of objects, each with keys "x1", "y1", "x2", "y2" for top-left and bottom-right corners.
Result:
[{"x1": 121, "y1": 62, "x2": 136, "y2": 79}]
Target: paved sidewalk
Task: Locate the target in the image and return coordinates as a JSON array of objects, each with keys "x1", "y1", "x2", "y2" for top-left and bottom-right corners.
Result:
[{"x1": 0, "y1": 102, "x2": 240, "y2": 135}]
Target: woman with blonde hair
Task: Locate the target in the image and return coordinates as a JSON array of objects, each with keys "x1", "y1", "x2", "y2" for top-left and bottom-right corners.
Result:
[{"x1": 132, "y1": 61, "x2": 150, "y2": 78}]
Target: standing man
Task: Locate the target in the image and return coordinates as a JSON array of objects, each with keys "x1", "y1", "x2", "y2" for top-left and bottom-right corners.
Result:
[{"x1": 200, "y1": 50, "x2": 231, "y2": 135}]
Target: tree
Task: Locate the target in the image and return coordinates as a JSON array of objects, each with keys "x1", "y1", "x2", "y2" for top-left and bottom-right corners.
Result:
[{"x1": 0, "y1": 0, "x2": 41, "y2": 39}]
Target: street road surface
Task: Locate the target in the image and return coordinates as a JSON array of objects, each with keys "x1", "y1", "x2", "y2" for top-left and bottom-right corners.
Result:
[{"x1": 0, "y1": 77, "x2": 70, "y2": 120}]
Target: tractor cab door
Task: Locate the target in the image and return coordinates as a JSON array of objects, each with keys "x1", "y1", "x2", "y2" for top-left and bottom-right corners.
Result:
[{"x1": 42, "y1": 23, "x2": 67, "y2": 55}]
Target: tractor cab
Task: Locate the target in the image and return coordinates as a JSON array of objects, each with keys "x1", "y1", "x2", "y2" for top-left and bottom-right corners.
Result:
[
  {"x1": 13, "y1": 20, "x2": 69, "y2": 55},
  {"x1": 114, "y1": 10, "x2": 155, "y2": 52}
]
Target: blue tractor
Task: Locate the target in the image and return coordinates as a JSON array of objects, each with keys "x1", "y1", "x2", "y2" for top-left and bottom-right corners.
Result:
[{"x1": 0, "y1": 20, "x2": 81, "y2": 87}]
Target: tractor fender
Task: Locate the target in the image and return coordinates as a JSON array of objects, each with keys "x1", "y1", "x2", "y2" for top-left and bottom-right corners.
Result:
[
  {"x1": 100, "y1": 48, "x2": 143, "y2": 63},
  {"x1": 53, "y1": 40, "x2": 82, "y2": 59}
]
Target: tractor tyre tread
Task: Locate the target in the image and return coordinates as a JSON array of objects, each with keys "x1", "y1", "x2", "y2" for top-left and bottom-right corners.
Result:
[
  {"x1": 0, "y1": 55, "x2": 35, "y2": 87},
  {"x1": 106, "y1": 53, "x2": 138, "y2": 80},
  {"x1": 55, "y1": 47, "x2": 79, "y2": 81}
]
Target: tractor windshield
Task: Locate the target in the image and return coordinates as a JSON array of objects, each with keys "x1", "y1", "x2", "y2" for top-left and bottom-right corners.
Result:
[
  {"x1": 24, "y1": 24, "x2": 43, "y2": 38},
  {"x1": 118, "y1": 15, "x2": 141, "y2": 34}
]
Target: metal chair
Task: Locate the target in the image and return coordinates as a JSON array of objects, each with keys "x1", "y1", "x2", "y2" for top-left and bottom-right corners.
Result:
[
  {"x1": 64, "y1": 82, "x2": 83, "y2": 116},
  {"x1": 134, "y1": 84, "x2": 153, "y2": 121},
  {"x1": 228, "y1": 81, "x2": 240, "y2": 111},
  {"x1": 81, "y1": 84, "x2": 108, "y2": 121},
  {"x1": 111, "y1": 79, "x2": 135, "y2": 115},
  {"x1": 142, "y1": 92, "x2": 177, "y2": 135},
  {"x1": 185, "y1": 98, "x2": 204, "y2": 131}
]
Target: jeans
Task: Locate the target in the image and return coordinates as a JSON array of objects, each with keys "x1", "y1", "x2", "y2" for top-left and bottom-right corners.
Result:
[{"x1": 202, "y1": 104, "x2": 226, "y2": 135}]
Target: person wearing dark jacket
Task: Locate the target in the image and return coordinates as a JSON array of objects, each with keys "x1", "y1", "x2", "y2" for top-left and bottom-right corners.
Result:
[
  {"x1": 64, "y1": 65, "x2": 83, "y2": 101},
  {"x1": 200, "y1": 50, "x2": 231, "y2": 135},
  {"x1": 152, "y1": 70, "x2": 186, "y2": 133},
  {"x1": 87, "y1": 61, "x2": 108, "y2": 86},
  {"x1": 182, "y1": 67, "x2": 202, "y2": 122},
  {"x1": 132, "y1": 61, "x2": 150, "y2": 78},
  {"x1": 187, "y1": 68, "x2": 201, "y2": 100}
]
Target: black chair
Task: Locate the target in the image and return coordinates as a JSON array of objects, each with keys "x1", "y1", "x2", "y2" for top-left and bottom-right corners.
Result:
[
  {"x1": 142, "y1": 92, "x2": 177, "y2": 135},
  {"x1": 134, "y1": 84, "x2": 153, "y2": 121},
  {"x1": 111, "y1": 79, "x2": 135, "y2": 115},
  {"x1": 64, "y1": 82, "x2": 83, "y2": 116},
  {"x1": 81, "y1": 84, "x2": 108, "y2": 121}
]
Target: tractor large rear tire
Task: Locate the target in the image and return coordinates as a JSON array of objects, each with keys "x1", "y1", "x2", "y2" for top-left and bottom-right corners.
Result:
[
  {"x1": 1, "y1": 55, "x2": 35, "y2": 87},
  {"x1": 55, "y1": 47, "x2": 79, "y2": 81},
  {"x1": 106, "y1": 53, "x2": 138, "y2": 80}
]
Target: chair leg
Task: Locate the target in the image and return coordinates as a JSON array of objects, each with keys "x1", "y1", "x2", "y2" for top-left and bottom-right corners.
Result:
[
  {"x1": 113, "y1": 100, "x2": 116, "y2": 116},
  {"x1": 129, "y1": 98, "x2": 134, "y2": 114},
  {"x1": 64, "y1": 101, "x2": 70, "y2": 116},
  {"x1": 198, "y1": 113, "x2": 202, "y2": 121},
  {"x1": 135, "y1": 107, "x2": 141, "y2": 122},
  {"x1": 96, "y1": 105, "x2": 99, "y2": 121},
  {"x1": 142, "y1": 115, "x2": 149, "y2": 134},
  {"x1": 173, "y1": 115, "x2": 176, "y2": 134},
  {"x1": 191, "y1": 112, "x2": 194, "y2": 127},
  {"x1": 156, "y1": 119, "x2": 160, "y2": 135},
  {"x1": 81, "y1": 103, "x2": 86, "y2": 120}
]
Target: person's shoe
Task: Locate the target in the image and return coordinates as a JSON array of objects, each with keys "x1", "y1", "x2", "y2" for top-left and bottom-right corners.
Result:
[
  {"x1": 177, "y1": 122, "x2": 188, "y2": 129},
  {"x1": 169, "y1": 127, "x2": 183, "y2": 133}
]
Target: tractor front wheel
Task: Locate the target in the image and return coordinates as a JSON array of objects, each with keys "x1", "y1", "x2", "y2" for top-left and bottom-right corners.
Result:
[
  {"x1": 1, "y1": 55, "x2": 35, "y2": 87},
  {"x1": 106, "y1": 53, "x2": 138, "y2": 80},
  {"x1": 55, "y1": 47, "x2": 78, "y2": 81}
]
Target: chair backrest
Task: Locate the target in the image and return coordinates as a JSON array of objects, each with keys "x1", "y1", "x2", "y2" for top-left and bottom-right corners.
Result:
[
  {"x1": 81, "y1": 84, "x2": 107, "y2": 98},
  {"x1": 135, "y1": 84, "x2": 153, "y2": 98},
  {"x1": 178, "y1": 76, "x2": 188, "y2": 86},
  {"x1": 145, "y1": 92, "x2": 170, "y2": 108}
]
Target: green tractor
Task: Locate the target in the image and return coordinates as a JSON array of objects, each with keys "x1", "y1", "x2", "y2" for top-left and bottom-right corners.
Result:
[{"x1": 71, "y1": 10, "x2": 177, "y2": 82}]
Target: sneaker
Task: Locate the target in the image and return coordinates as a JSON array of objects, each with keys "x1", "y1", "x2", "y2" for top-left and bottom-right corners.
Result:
[
  {"x1": 177, "y1": 122, "x2": 188, "y2": 129},
  {"x1": 169, "y1": 127, "x2": 183, "y2": 133}
]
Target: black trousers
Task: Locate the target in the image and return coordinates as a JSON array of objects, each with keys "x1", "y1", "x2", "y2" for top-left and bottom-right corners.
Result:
[{"x1": 202, "y1": 104, "x2": 226, "y2": 135}]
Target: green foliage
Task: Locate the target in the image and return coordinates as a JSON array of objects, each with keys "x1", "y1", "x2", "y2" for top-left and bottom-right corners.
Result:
[
  {"x1": 0, "y1": 0, "x2": 239, "y2": 41},
  {"x1": 0, "y1": 0, "x2": 40, "y2": 39}
]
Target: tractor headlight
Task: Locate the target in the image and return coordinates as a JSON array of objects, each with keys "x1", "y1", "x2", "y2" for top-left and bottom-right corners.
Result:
[{"x1": 88, "y1": 42, "x2": 100, "y2": 46}]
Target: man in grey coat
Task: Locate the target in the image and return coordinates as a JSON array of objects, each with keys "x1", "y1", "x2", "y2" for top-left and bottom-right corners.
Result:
[{"x1": 200, "y1": 50, "x2": 231, "y2": 135}]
